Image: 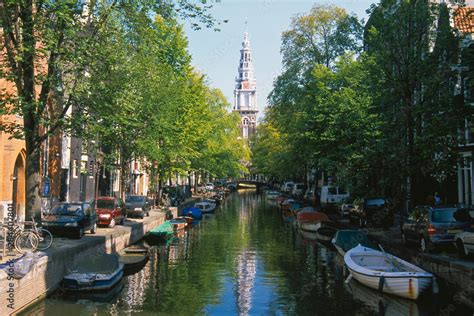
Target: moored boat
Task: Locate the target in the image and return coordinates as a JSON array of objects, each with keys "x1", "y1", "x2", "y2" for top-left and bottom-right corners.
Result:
[
  {"x1": 118, "y1": 245, "x2": 149, "y2": 275},
  {"x1": 181, "y1": 207, "x2": 202, "y2": 220},
  {"x1": 316, "y1": 225, "x2": 337, "y2": 241},
  {"x1": 297, "y1": 209, "x2": 329, "y2": 232},
  {"x1": 169, "y1": 218, "x2": 188, "y2": 231},
  {"x1": 331, "y1": 229, "x2": 375, "y2": 256},
  {"x1": 62, "y1": 253, "x2": 124, "y2": 291},
  {"x1": 195, "y1": 201, "x2": 216, "y2": 213},
  {"x1": 265, "y1": 190, "x2": 280, "y2": 200},
  {"x1": 344, "y1": 244, "x2": 434, "y2": 300},
  {"x1": 145, "y1": 221, "x2": 174, "y2": 242}
]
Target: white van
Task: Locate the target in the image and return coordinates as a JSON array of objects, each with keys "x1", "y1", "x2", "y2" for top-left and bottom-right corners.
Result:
[
  {"x1": 282, "y1": 182, "x2": 295, "y2": 193},
  {"x1": 320, "y1": 186, "x2": 349, "y2": 207}
]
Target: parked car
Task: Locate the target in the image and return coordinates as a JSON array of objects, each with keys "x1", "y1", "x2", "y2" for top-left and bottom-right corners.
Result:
[
  {"x1": 455, "y1": 231, "x2": 474, "y2": 258},
  {"x1": 205, "y1": 183, "x2": 215, "y2": 191},
  {"x1": 125, "y1": 195, "x2": 151, "y2": 218},
  {"x1": 94, "y1": 197, "x2": 126, "y2": 228},
  {"x1": 42, "y1": 202, "x2": 97, "y2": 239},
  {"x1": 320, "y1": 186, "x2": 350, "y2": 208},
  {"x1": 400, "y1": 206, "x2": 472, "y2": 253},
  {"x1": 292, "y1": 183, "x2": 306, "y2": 197},
  {"x1": 349, "y1": 197, "x2": 394, "y2": 228},
  {"x1": 282, "y1": 181, "x2": 295, "y2": 193}
]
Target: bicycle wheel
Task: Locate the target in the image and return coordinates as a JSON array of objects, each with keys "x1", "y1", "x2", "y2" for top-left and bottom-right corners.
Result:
[
  {"x1": 14, "y1": 231, "x2": 39, "y2": 253},
  {"x1": 32, "y1": 228, "x2": 53, "y2": 250}
]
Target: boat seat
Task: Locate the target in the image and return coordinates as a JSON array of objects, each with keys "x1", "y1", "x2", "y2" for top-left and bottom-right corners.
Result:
[{"x1": 366, "y1": 266, "x2": 400, "y2": 272}]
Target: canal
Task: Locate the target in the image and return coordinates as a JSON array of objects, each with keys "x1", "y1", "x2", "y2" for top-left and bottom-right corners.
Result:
[{"x1": 21, "y1": 191, "x2": 473, "y2": 315}]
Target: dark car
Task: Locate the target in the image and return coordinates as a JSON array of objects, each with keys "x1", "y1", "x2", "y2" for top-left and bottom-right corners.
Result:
[
  {"x1": 349, "y1": 197, "x2": 394, "y2": 228},
  {"x1": 42, "y1": 202, "x2": 97, "y2": 239},
  {"x1": 125, "y1": 195, "x2": 151, "y2": 218},
  {"x1": 400, "y1": 206, "x2": 472, "y2": 252},
  {"x1": 94, "y1": 197, "x2": 126, "y2": 228}
]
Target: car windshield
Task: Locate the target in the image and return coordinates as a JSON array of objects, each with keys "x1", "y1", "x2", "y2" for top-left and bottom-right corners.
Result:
[
  {"x1": 432, "y1": 209, "x2": 462, "y2": 223},
  {"x1": 50, "y1": 204, "x2": 83, "y2": 216},
  {"x1": 328, "y1": 187, "x2": 337, "y2": 195},
  {"x1": 366, "y1": 199, "x2": 386, "y2": 206},
  {"x1": 126, "y1": 196, "x2": 145, "y2": 203},
  {"x1": 96, "y1": 199, "x2": 114, "y2": 209}
]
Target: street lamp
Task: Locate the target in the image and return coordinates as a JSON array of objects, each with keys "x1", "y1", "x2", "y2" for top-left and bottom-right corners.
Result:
[{"x1": 94, "y1": 149, "x2": 105, "y2": 201}]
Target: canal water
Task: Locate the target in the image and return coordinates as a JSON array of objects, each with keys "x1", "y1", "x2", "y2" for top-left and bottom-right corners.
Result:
[{"x1": 21, "y1": 191, "x2": 473, "y2": 315}]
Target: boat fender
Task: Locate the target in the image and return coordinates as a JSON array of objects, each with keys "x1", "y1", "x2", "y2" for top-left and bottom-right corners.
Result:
[
  {"x1": 432, "y1": 277, "x2": 439, "y2": 294},
  {"x1": 345, "y1": 273, "x2": 353, "y2": 284},
  {"x1": 378, "y1": 275, "x2": 385, "y2": 292}
]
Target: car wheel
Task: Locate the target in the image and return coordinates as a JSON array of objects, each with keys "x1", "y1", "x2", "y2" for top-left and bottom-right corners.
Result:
[
  {"x1": 457, "y1": 239, "x2": 467, "y2": 259},
  {"x1": 140, "y1": 214, "x2": 144, "y2": 219},
  {"x1": 90, "y1": 223, "x2": 97, "y2": 234},
  {"x1": 109, "y1": 218, "x2": 116, "y2": 228},
  {"x1": 401, "y1": 231, "x2": 407, "y2": 245},
  {"x1": 76, "y1": 227, "x2": 84, "y2": 239}
]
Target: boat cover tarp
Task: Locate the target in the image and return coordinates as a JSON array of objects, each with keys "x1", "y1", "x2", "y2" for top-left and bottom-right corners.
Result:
[
  {"x1": 334, "y1": 230, "x2": 375, "y2": 253},
  {"x1": 181, "y1": 207, "x2": 202, "y2": 219},
  {"x1": 72, "y1": 253, "x2": 119, "y2": 274},
  {"x1": 148, "y1": 221, "x2": 174, "y2": 236},
  {"x1": 297, "y1": 210, "x2": 329, "y2": 223}
]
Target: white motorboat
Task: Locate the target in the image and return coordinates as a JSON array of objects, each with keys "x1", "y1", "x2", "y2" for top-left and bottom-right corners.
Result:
[
  {"x1": 344, "y1": 245, "x2": 434, "y2": 300},
  {"x1": 265, "y1": 191, "x2": 280, "y2": 200},
  {"x1": 195, "y1": 201, "x2": 216, "y2": 213}
]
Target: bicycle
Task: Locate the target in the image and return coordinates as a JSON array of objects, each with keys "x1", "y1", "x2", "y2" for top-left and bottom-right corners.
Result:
[
  {"x1": 1, "y1": 219, "x2": 39, "y2": 253},
  {"x1": 5, "y1": 217, "x2": 53, "y2": 253},
  {"x1": 24, "y1": 216, "x2": 53, "y2": 251}
]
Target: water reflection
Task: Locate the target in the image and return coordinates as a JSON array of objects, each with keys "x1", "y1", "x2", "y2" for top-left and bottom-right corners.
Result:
[{"x1": 20, "y1": 191, "x2": 474, "y2": 316}]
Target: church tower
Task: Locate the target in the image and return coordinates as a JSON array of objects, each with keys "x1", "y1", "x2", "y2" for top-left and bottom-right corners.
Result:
[{"x1": 233, "y1": 28, "x2": 258, "y2": 139}]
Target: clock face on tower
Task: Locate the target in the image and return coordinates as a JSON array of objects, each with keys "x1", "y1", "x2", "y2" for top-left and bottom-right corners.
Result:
[{"x1": 242, "y1": 81, "x2": 249, "y2": 89}]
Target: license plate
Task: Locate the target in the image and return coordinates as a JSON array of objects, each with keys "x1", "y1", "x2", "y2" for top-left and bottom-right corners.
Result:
[{"x1": 448, "y1": 229, "x2": 462, "y2": 234}]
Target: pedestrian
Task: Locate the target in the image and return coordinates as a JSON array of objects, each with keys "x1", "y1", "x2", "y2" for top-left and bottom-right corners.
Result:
[{"x1": 434, "y1": 192, "x2": 442, "y2": 205}]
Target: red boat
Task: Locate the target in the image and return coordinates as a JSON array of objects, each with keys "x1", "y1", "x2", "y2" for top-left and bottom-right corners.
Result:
[{"x1": 297, "y1": 207, "x2": 327, "y2": 221}]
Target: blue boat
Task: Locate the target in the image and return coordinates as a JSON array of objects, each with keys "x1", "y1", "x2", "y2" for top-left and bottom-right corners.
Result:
[
  {"x1": 62, "y1": 253, "x2": 124, "y2": 291},
  {"x1": 181, "y1": 207, "x2": 202, "y2": 219}
]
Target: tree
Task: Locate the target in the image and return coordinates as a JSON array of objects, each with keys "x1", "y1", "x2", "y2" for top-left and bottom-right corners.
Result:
[
  {"x1": 365, "y1": 0, "x2": 463, "y2": 207},
  {"x1": 0, "y1": 0, "x2": 220, "y2": 219}
]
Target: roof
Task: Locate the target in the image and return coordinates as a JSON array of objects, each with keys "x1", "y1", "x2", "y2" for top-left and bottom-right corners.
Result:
[{"x1": 454, "y1": 7, "x2": 474, "y2": 33}]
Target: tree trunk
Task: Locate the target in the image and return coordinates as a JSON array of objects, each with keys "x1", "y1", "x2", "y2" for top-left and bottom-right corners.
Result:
[{"x1": 25, "y1": 138, "x2": 42, "y2": 222}]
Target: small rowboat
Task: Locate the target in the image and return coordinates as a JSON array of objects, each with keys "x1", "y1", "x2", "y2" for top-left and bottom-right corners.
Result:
[
  {"x1": 331, "y1": 230, "x2": 375, "y2": 256},
  {"x1": 118, "y1": 245, "x2": 149, "y2": 275},
  {"x1": 316, "y1": 226, "x2": 337, "y2": 241},
  {"x1": 145, "y1": 221, "x2": 174, "y2": 242},
  {"x1": 181, "y1": 207, "x2": 202, "y2": 220},
  {"x1": 344, "y1": 245, "x2": 434, "y2": 300},
  {"x1": 297, "y1": 210, "x2": 329, "y2": 232},
  {"x1": 195, "y1": 201, "x2": 216, "y2": 213},
  {"x1": 62, "y1": 253, "x2": 124, "y2": 291},
  {"x1": 175, "y1": 216, "x2": 194, "y2": 225},
  {"x1": 169, "y1": 218, "x2": 187, "y2": 231}
]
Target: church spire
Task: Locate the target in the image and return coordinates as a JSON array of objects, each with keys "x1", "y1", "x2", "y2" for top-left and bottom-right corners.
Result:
[{"x1": 233, "y1": 25, "x2": 258, "y2": 139}]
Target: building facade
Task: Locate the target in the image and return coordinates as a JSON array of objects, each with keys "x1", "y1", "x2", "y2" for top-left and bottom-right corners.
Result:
[{"x1": 233, "y1": 30, "x2": 258, "y2": 139}]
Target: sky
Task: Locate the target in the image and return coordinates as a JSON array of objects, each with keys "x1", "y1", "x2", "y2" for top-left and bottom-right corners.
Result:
[{"x1": 182, "y1": 0, "x2": 377, "y2": 117}]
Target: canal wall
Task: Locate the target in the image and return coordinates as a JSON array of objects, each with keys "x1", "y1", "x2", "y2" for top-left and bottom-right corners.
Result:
[
  {"x1": 0, "y1": 207, "x2": 177, "y2": 316},
  {"x1": 369, "y1": 232, "x2": 474, "y2": 310}
]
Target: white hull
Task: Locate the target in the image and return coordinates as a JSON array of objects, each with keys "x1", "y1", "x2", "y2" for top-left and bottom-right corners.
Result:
[
  {"x1": 299, "y1": 222, "x2": 322, "y2": 232},
  {"x1": 344, "y1": 245, "x2": 433, "y2": 300}
]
